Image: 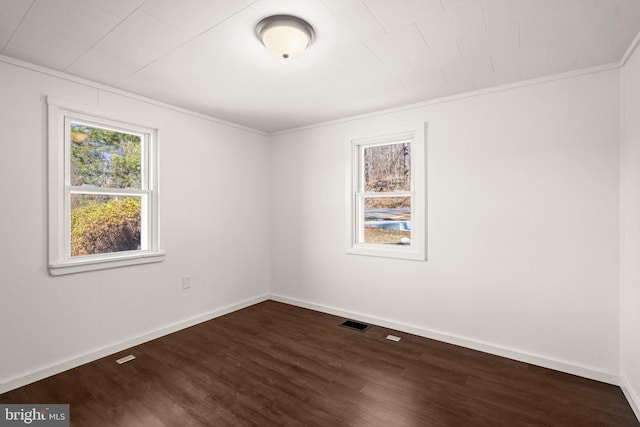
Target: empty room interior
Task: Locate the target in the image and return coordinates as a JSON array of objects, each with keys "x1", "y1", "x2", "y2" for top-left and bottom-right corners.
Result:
[{"x1": 2, "y1": 0, "x2": 640, "y2": 425}]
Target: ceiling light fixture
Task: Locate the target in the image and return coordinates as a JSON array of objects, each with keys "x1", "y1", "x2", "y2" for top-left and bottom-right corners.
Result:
[{"x1": 256, "y1": 15, "x2": 315, "y2": 60}]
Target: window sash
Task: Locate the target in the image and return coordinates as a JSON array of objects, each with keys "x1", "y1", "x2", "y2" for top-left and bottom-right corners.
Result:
[
  {"x1": 64, "y1": 118, "x2": 152, "y2": 258},
  {"x1": 65, "y1": 190, "x2": 151, "y2": 257},
  {"x1": 358, "y1": 141, "x2": 412, "y2": 193},
  {"x1": 356, "y1": 139, "x2": 415, "y2": 246},
  {"x1": 356, "y1": 193, "x2": 413, "y2": 245},
  {"x1": 64, "y1": 117, "x2": 149, "y2": 191}
]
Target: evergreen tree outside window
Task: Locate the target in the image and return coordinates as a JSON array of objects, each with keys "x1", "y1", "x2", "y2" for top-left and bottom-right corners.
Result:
[{"x1": 48, "y1": 98, "x2": 163, "y2": 275}]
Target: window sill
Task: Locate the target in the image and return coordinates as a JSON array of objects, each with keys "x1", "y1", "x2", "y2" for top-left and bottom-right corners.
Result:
[
  {"x1": 49, "y1": 251, "x2": 165, "y2": 276},
  {"x1": 347, "y1": 244, "x2": 425, "y2": 261}
]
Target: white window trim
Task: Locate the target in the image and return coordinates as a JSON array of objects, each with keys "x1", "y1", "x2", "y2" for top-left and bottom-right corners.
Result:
[
  {"x1": 47, "y1": 96, "x2": 164, "y2": 275},
  {"x1": 346, "y1": 122, "x2": 427, "y2": 261}
]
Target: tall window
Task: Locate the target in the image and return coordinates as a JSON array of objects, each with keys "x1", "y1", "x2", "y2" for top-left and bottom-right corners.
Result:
[
  {"x1": 347, "y1": 123, "x2": 426, "y2": 260},
  {"x1": 48, "y1": 98, "x2": 163, "y2": 275}
]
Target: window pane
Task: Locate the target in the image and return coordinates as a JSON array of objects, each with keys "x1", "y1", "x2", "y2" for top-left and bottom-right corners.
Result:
[
  {"x1": 70, "y1": 123, "x2": 141, "y2": 189},
  {"x1": 363, "y1": 196, "x2": 411, "y2": 245},
  {"x1": 70, "y1": 195, "x2": 141, "y2": 256},
  {"x1": 363, "y1": 142, "x2": 411, "y2": 192}
]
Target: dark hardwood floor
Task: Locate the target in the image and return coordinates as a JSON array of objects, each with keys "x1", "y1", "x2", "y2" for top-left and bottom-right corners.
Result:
[{"x1": 1, "y1": 300, "x2": 638, "y2": 426}]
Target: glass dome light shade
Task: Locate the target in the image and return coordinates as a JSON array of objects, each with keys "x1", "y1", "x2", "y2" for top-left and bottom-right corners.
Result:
[{"x1": 256, "y1": 15, "x2": 315, "y2": 59}]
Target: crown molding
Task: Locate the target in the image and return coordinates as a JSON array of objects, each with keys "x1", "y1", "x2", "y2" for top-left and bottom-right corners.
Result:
[{"x1": 0, "y1": 54, "x2": 267, "y2": 136}]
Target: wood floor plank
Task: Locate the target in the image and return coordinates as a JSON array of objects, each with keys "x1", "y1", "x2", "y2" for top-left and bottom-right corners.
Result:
[{"x1": 1, "y1": 300, "x2": 638, "y2": 426}]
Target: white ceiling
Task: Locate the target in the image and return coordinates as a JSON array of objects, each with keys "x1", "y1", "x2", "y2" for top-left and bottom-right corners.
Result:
[{"x1": 1, "y1": 0, "x2": 640, "y2": 133}]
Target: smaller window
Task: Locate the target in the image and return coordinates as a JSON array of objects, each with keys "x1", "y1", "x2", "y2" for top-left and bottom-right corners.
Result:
[
  {"x1": 48, "y1": 97, "x2": 164, "y2": 275},
  {"x1": 347, "y1": 123, "x2": 426, "y2": 260}
]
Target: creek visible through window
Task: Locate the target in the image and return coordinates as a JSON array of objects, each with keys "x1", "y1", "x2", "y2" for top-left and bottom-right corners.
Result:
[{"x1": 347, "y1": 123, "x2": 426, "y2": 261}]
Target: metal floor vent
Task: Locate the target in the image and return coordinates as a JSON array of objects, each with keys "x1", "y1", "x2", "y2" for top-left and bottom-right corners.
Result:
[{"x1": 339, "y1": 319, "x2": 371, "y2": 332}]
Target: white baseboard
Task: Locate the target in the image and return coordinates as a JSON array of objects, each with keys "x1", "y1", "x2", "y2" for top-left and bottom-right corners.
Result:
[
  {"x1": 269, "y1": 293, "x2": 620, "y2": 386},
  {"x1": 2, "y1": 293, "x2": 626, "y2": 402},
  {"x1": 0, "y1": 294, "x2": 268, "y2": 395},
  {"x1": 621, "y1": 376, "x2": 640, "y2": 422}
]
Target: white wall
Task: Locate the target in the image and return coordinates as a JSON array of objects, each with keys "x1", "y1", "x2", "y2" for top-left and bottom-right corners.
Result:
[
  {"x1": 270, "y1": 69, "x2": 621, "y2": 382},
  {"x1": 0, "y1": 59, "x2": 270, "y2": 393},
  {"x1": 621, "y1": 40, "x2": 640, "y2": 416}
]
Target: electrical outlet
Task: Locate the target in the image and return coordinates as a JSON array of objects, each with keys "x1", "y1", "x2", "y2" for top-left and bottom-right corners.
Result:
[{"x1": 182, "y1": 275, "x2": 191, "y2": 289}]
